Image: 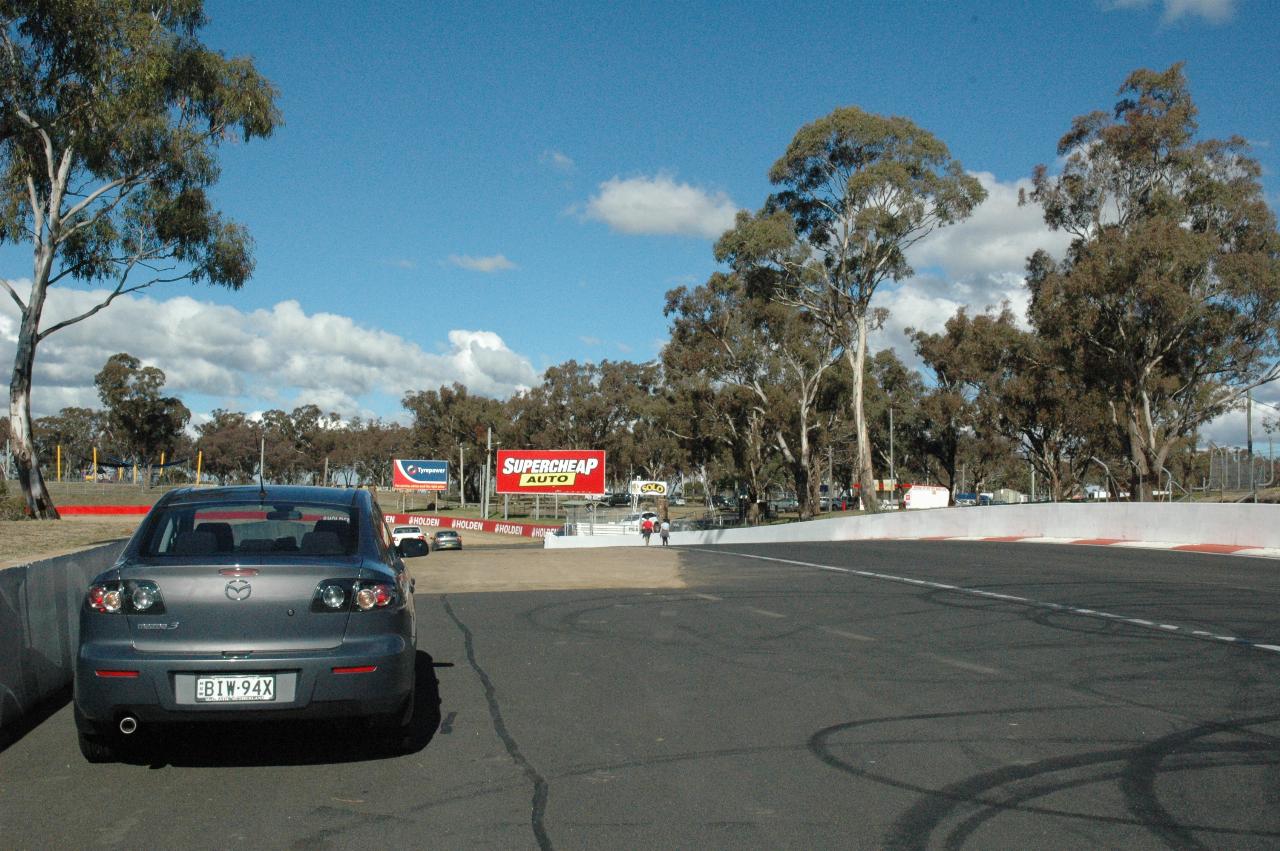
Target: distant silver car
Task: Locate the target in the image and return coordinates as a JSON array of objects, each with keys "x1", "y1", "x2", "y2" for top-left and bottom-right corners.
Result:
[
  {"x1": 73, "y1": 485, "x2": 417, "y2": 762},
  {"x1": 431, "y1": 529, "x2": 462, "y2": 550}
]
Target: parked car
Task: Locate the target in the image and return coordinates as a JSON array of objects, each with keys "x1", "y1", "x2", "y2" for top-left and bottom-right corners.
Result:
[
  {"x1": 431, "y1": 529, "x2": 462, "y2": 551},
  {"x1": 391, "y1": 525, "x2": 428, "y2": 546},
  {"x1": 73, "y1": 485, "x2": 418, "y2": 762},
  {"x1": 606, "y1": 492, "x2": 631, "y2": 506},
  {"x1": 391, "y1": 525, "x2": 429, "y2": 557}
]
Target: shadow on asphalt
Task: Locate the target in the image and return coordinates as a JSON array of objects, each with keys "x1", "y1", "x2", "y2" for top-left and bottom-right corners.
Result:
[
  {"x1": 115, "y1": 650, "x2": 443, "y2": 768},
  {"x1": 0, "y1": 684, "x2": 71, "y2": 754}
]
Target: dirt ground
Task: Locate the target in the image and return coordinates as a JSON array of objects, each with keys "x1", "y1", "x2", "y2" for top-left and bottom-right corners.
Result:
[
  {"x1": 406, "y1": 546, "x2": 684, "y2": 593},
  {"x1": 1, "y1": 516, "x2": 143, "y2": 569},
  {"x1": 0, "y1": 518, "x2": 683, "y2": 593}
]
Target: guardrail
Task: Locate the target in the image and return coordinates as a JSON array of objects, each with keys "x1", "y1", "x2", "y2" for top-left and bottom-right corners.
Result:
[
  {"x1": 1, "y1": 543, "x2": 125, "y2": 739},
  {"x1": 383, "y1": 512, "x2": 560, "y2": 539},
  {"x1": 544, "y1": 502, "x2": 1280, "y2": 550}
]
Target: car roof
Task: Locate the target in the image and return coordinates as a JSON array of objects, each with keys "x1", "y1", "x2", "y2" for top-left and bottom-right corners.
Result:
[{"x1": 158, "y1": 484, "x2": 363, "y2": 510}]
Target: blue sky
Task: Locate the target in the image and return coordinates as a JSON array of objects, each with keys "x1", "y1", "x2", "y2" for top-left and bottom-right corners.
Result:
[{"x1": 3, "y1": 0, "x2": 1279, "y2": 444}]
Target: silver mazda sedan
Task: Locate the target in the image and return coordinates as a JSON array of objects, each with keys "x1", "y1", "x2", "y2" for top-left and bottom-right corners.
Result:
[{"x1": 74, "y1": 485, "x2": 417, "y2": 762}]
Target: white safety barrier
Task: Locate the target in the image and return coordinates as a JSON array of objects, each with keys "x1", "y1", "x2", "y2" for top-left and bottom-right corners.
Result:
[{"x1": 542, "y1": 502, "x2": 1280, "y2": 550}]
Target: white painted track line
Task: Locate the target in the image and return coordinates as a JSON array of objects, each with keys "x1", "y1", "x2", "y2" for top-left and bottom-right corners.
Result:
[{"x1": 715, "y1": 549, "x2": 1280, "y2": 656}]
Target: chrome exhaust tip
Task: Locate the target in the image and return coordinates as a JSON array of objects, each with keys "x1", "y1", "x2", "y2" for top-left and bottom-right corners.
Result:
[{"x1": 118, "y1": 716, "x2": 138, "y2": 735}]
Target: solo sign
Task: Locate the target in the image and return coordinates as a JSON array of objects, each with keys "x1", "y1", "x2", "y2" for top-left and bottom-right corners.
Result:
[
  {"x1": 496, "y1": 449, "x2": 605, "y2": 495},
  {"x1": 629, "y1": 480, "x2": 668, "y2": 497},
  {"x1": 392, "y1": 459, "x2": 448, "y2": 491}
]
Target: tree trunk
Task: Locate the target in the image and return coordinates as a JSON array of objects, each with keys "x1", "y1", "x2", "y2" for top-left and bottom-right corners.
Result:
[
  {"x1": 9, "y1": 309, "x2": 59, "y2": 518},
  {"x1": 847, "y1": 313, "x2": 879, "y2": 511}
]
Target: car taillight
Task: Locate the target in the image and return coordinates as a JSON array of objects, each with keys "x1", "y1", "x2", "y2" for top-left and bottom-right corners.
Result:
[
  {"x1": 87, "y1": 581, "x2": 165, "y2": 614},
  {"x1": 313, "y1": 579, "x2": 396, "y2": 612},
  {"x1": 354, "y1": 583, "x2": 394, "y2": 611},
  {"x1": 88, "y1": 584, "x2": 123, "y2": 613}
]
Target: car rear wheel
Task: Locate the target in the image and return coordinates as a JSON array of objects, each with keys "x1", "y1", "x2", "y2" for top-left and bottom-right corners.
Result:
[
  {"x1": 365, "y1": 689, "x2": 416, "y2": 754},
  {"x1": 74, "y1": 705, "x2": 121, "y2": 763},
  {"x1": 77, "y1": 729, "x2": 120, "y2": 763}
]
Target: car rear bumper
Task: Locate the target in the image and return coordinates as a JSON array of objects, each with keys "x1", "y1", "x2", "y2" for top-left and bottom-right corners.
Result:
[{"x1": 74, "y1": 634, "x2": 414, "y2": 727}]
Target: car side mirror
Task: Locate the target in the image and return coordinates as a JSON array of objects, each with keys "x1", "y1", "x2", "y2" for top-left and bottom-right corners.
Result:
[{"x1": 396, "y1": 539, "x2": 428, "y2": 558}]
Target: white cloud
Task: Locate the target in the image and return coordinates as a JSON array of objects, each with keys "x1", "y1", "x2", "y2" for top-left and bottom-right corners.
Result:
[
  {"x1": 1161, "y1": 0, "x2": 1234, "y2": 23},
  {"x1": 864, "y1": 173, "x2": 1072, "y2": 369},
  {"x1": 584, "y1": 173, "x2": 740, "y2": 239},
  {"x1": 541, "y1": 149, "x2": 576, "y2": 172},
  {"x1": 1102, "y1": 0, "x2": 1236, "y2": 23},
  {"x1": 0, "y1": 290, "x2": 539, "y2": 418},
  {"x1": 908, "y1": 172, "x2": 1073, "y2": 280},
  {"x1": 448, "y1": 254, "x2": 518, "y2": 273}
]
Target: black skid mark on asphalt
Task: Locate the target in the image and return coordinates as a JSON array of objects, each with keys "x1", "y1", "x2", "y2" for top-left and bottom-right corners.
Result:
[
  {"x1": 806, "y1": 708, "x2": 1280, "y2": 849},
  {"x1": 442, "y1": 595, "x2": 553, "y2": 851},
  {"x1": 517, "y1": 589, "x2": 879, "y2": 667}
]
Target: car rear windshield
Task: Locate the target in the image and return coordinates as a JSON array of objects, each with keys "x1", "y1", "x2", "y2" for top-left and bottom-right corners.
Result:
[{"x1": 140, "y1": 502, "x2": 360, "y2": 557}]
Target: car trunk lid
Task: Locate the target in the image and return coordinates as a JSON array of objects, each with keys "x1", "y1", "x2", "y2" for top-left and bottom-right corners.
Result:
[{"x1": 122, "y1": 560, "x2": 360, "y2": 653}]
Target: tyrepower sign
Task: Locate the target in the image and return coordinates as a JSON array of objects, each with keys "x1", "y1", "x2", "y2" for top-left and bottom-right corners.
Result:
[
  {"x1": 392, "y1": 459, "x2": 448, "y2": 491},
  {"x1": 496, "y1": 449, "x2": 605, "y2": 495}
]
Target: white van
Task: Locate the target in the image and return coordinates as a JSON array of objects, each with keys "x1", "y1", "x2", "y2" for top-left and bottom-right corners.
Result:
[{"x1": 902, "y1": 484, "x2": 949, "y2": 509}]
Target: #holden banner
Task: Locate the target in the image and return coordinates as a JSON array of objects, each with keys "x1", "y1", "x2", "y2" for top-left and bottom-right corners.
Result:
[
  {"x1": 392, "y1": 459, "x2": 448, "y2": 491},
  {"x1": 496, "y1": 449, "x2": 605, "y2": 495}
]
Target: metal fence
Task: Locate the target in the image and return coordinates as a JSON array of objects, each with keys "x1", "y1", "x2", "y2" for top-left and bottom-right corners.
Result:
[{"x1": 1205, "y1": 444, "x2": 1276, "y2": 494}]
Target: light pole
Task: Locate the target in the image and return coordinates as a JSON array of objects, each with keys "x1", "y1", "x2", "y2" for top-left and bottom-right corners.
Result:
[{"x1": 482, "y1": 427, "x2": 492, "y2": 518}]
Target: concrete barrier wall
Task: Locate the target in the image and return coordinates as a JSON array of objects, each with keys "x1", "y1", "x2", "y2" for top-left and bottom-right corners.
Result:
[
  {"x1": 0, "y1": 543, "x2": 124, "y2": 736},
  {"x1": 543, "y1": 503, "x2": 1280, "y2": 549}
]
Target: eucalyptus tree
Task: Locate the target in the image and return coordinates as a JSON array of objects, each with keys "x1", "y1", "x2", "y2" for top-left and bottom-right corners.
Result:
[
  {"x1": 0, "y1": 1, "x2": 280, "y2": 516},
  {"x1": 954, "y1": 307, "x2": 1103, "y2": 501},
  {"x1": 347, "y1": 419, "x2": 410, "y2": 489},
  {"x1": 654, "y1": 372, "x2": 731, "y2": 506},
  {"x1": 665, "y1": 271, "x2": 834, "y2": 519},
  {"x1": 1024, "y1": 64, "x2": 1280, "y2": 500},
  {"x1": 507, "y1": 359, "x2": 665, "y2": 488},
  {"x1": 33, "y1": 405, "x2": 102, "y2": 477},
  {"x1": 718, "y1": 107, "x2": 985, "y2": 510},
  {"x1": 194, "y1": 408, "x2": 260, "y2": 484},
  {"x1": 94, "y1": 352, "x2": 189, "y2": 481},
  {"x1": 864, "y1": 348, "x2": 927, "y2": 491},
  {"x1": 402, "y1": 383, "x2": 505, "y2": 501}
]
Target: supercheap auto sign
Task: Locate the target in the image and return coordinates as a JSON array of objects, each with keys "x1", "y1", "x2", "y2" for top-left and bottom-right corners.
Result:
[{"x1": 496, "y1": 449, "x2": 605, "y2": 495}]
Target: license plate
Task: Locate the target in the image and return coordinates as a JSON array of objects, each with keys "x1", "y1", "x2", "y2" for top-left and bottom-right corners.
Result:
[{"x1": 195, "y1": 674, "x2": 275, "y2": 703}]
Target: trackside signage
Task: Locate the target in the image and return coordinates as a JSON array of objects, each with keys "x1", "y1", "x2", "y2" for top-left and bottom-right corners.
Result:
[
  {"x1": 393, "y1": 459, "x2": 448, "y2": 491},
  {"x1": 383, "y1": 513, "x2": 560, "y2": 539},
  {"x1": 629, "y1": 480, "x2": 668, "y2": 497},
  {"x1": 496, "y1": 449, "x2": 605, "y2": 495}
]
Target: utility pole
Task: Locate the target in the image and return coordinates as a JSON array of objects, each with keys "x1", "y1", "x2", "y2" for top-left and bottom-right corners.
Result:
[
  {"x1": 828, "y1": 444, "x2": 834, "y2": 513},
  {"x1": 459, "y1": 445, "x2": 466, "y2": 509},
  {"x1": 482, "y1": 427, "x2": 492, "y2": 517},
  {"x1": 1248, "y1": 390, "x2": 1255, "y2": 502}
]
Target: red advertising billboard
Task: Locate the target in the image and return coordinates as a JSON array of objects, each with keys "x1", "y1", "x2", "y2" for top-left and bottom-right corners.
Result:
[{"x1": 496, "y1": 449, "x2": 605, "y2": 495}]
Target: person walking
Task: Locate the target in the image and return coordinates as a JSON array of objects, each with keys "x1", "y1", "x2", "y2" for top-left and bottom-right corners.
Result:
[
  {"x1": 641, "y1": 515, "x2": 653, "y2": 545},
  {"x1": 659, "y1": 518, "x2": 670, "y2": 546}
]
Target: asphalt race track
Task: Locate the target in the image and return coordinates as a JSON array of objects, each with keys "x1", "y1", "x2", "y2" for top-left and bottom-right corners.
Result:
[{"x1": 2, "y1": 541, "x2": 1279, "y2": 849}]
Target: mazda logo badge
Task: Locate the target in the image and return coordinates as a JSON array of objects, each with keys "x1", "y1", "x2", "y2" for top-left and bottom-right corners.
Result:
[{"x1": 225, "y1": 579, "x2": 252, "y2": 601}]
